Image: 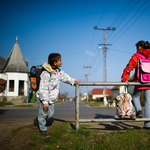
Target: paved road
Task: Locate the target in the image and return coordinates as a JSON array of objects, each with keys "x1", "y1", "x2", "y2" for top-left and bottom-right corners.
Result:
[{"x1": 0, "y1": 101, "x2": 116, "y2": 121}]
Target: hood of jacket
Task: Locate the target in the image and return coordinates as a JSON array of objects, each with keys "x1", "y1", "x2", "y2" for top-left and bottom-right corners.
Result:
[
  {"x1": 137, "y1": 49, "x2": 150, "y2": 59},
  {"x1": 43, "y1": 62, "x2": 56, "y2": 73}
]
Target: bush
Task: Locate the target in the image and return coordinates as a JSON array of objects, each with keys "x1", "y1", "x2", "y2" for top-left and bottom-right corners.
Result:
[
  {"x1": 95, "y1": 97, "x2": 103, "y2": 102},
  {"x1": 107, "y1": 94, "x2": 114, "y2": 101}
]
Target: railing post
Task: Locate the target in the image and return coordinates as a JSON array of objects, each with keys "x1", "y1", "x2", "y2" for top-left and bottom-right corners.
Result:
[{"x1": 75, "y1": 84, "x2": 79, "y2": 131}]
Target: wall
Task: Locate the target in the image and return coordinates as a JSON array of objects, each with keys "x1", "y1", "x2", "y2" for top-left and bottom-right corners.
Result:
[
  {"x1": 92, "y1": 94, "x2": 110, "y2": 100},
  {"x1": 0, "y1": 72, "x2": 29, "y2": 101}
]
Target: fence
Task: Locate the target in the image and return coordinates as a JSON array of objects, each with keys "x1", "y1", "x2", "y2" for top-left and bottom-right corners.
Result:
[{"x1": 75, "y1": 82, "x2": 150, "y2": 131}]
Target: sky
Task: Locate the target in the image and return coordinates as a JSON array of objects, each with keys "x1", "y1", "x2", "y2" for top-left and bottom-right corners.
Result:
[{"x1": 1, "y1": 0, "x2": 150, "y2": 97}]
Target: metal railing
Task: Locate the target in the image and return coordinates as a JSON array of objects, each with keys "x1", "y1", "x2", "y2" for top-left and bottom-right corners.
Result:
[{"x1": 75, "y1": 82, "x2": 150, "y2": 131}]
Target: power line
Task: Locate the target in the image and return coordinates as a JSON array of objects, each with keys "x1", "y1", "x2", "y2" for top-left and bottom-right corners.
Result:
[
  {"x1": 115, "y1": 0, "x2": 139, "y2": 28},
  {"x1": 91, "y1": 55, "x2": 103, "y2": 74},
  {"x1": 89, "y1": 48, "x2": 103, "y2": 74},
  {"x1": 110, "y1": 0, "x2": 133, "y2": 27},
  {"x1": 83, "y1": 32, "x2": 97, "y2": 66},
  {"x1": 113, "y1": 2, "x2": 150, "y2": 44},
  {"x1": 86, "y1": 0, "x2": 150, "y2": 82},
  {"x1": 84, "y1": 0, "x2": 112, "y2": 70},
  {"x1": 96, "y1": 0, "x2": 130, "y2": 50},
  {"x1": 109, "y1": 48, "x2": 134, "y2": 54},
  {"x1": 107, "y1": 0, "x2": 139, "y2": 42},
  {"x1": 96, "y1": 0, "x2": 112, "y2": 26},
  {"x1": 109, "y1": 0, "x2": 148, "y2": 44}
]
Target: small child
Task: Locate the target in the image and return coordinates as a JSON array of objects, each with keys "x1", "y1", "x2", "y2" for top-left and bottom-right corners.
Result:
[{"x1": 33, "y1": 53, "x2": 80, "y2": 137}]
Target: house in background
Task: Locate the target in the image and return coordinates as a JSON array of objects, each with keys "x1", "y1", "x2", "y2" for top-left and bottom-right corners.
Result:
[
  {"x1": 92, "y1": 88, "x2": 112, "y2": 100},
  {"x1": 0, "y1": 37, "x2": 30, "y2": 102},
  {"x1": 111, "y1": 86, "x2": 124, "y2": 98},
  {"x1": 111, "y1": 77, "x2": 134, "y2": 97}
]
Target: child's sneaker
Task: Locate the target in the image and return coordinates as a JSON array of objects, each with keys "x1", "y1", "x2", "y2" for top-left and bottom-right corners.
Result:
[
  {"x1": 39, "y1": 130, "x2": 50, "y2": 138},
  {"x1": 136, "y1": 110, "x2": 143, "y2": 118},
  {"x1": 33, "y1": 115, "x2": 39, "y2": 130}
]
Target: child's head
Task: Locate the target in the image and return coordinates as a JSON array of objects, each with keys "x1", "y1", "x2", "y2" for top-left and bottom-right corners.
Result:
[
  {"x1": 48, "y1": 53, "x2": 62, "y2": 67},
  {"x1": 136, "y1": 41, "x2": 150, "y2": 50}
]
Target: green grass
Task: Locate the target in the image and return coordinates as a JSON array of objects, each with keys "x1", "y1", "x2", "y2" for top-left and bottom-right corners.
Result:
[
  {"x1": 97, "y1": 129, "x2": 150, "y2": 150},
  {"x1": 81, "y1": 100, "x2": 145, "y2": 109},
  {"x1": 11, "y1": 124, "x2": 32, "y2": 135},
  {"x1": 81, "y1": 100, "x2": 105, "y2": 107},
  {"x1": 27, "y1": 122, "x2": 99, "y2": 150},
  {"x1": 0, "y1": 101, "x2": 13, "y2": 106},
  {"x1": 55, "y1": 100, "x2": 63, "y2": 104},
  {"x1": 9, "y1": 121, "x2": 150, "y2": 150},
  {"x1": 14, "y1": 104, "x2": 33, "y2": 107}
]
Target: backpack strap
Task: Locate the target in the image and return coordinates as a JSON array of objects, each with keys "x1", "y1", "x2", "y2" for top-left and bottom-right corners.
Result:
[
  {"x1": 135, "y1": 53, "x2": 143, "y2": 80},
  {"x1": 135, "y1": 53, "x2": 146, "y2": 59}
]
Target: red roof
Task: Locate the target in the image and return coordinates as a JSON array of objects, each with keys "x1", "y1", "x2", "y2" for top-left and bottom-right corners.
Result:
[{"x1": 92, "y1": 88, "x2": 112, "y2": 95}]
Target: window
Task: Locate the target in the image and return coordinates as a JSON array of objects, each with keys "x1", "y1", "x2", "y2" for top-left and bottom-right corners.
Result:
[
  {"x1": 19, "y1": 80, "x2": 24, "y2": 95},
  {"x1": 0, "y1": 86, "x2": 2, "y2": 93},
  {"x1": 9, "y1": 80, "x2": 14, "y2": 92}
]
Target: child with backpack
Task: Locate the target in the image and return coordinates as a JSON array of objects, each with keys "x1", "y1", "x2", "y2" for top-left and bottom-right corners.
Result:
[
  {"x1": 33, "y1": 53, "x2": 80, "y2": 137},
  {"x1": 121, "y1": 40, "x2": 150, "y2": 129}
]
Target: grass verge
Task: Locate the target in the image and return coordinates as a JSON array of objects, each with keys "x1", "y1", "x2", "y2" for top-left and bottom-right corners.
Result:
[
  {"x1": 0, "y1": 100, "x2": 63, "y2": 107},
  {"x1": 14, "y1": 104, "x2": 33, "y2": 107},
  {"x1": 0, "y1": 101, "x2": 13, "y2": 106},
  {"x1": 1, "y1": 121, "x2": 150, "y2": 150},
  {"x1": 81, "y1": 100, "x2": 107, "y2": 108}
]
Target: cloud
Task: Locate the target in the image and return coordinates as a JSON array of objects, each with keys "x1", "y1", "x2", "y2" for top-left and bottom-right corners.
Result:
[
  {"x1": 25, "y1": 58, "x2": 31, "y2": 62},
  {"x1": 85, "y1": 50, "x2": 96, "y2": 56}
]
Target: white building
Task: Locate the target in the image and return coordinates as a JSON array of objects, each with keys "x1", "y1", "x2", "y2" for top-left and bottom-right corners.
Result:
[{"x1": 0, "y1": 37, "x2": 30, "y2": 103}]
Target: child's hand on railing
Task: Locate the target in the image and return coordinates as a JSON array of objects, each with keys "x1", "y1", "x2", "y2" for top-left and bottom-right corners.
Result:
[
  {"x1": 74, "y1": 80, "x2": 81, "y2": 85},
  {"x1": 121, "y1": 80, "x2": 129, "y2": 84}
]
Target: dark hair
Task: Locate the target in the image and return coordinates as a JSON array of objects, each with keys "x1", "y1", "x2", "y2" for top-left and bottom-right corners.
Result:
[
  {"x1": 136, "y1": 40, "x2": 150, "y2": 49},
  {"x1": 48, "y1": 53, "x2": 61, "y2": 66}
]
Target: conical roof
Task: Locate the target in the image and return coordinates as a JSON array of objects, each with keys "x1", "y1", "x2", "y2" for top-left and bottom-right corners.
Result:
[
  {"x1": 2, "y1": 37, "x2": 29, "y2": 73},
  {"x1": 0, "y1": 56, "x2": 6, "y2": 72}
]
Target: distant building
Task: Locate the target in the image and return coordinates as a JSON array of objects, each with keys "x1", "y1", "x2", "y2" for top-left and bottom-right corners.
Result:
[
  {"x1": 111, "y1": 77, "x2": 134, "y2": 97},
  {"x1": 0, "y1": 37, "x2": 30, "y2": 102},
  {"x1": 92, "y1": 88, "x2": 112, "y2": 100}
]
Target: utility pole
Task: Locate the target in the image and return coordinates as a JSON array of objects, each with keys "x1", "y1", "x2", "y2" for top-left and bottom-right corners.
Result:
[
  {"x1": 94, "y1": 26, "x2": 116, "y2": 95},
  {"x1": 83, "y1": 66, "x2": 91, "y2": 102}
]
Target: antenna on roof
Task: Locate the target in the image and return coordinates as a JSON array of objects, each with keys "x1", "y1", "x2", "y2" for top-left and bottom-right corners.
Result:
[{"x1": 16, "y1": 36, "x2": 18, "y2": 43}]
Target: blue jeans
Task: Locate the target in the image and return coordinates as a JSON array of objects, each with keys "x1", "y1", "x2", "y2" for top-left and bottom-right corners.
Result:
[
  {"x1": 38, "y1": 98, "x2": 55, "y2": 131},
  {"x1": 132, "y1": 88, "x2": 150, "y2": 127}
]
